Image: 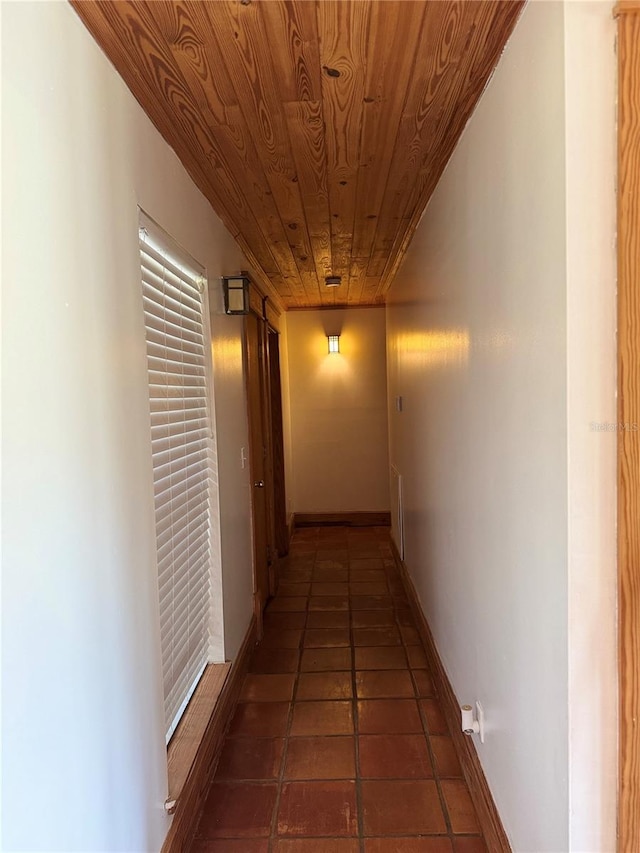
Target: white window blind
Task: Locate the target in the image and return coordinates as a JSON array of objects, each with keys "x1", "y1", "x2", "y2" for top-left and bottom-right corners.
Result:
[{"x1": 139, "y1": 215, "x2": 212, "y2": 743}]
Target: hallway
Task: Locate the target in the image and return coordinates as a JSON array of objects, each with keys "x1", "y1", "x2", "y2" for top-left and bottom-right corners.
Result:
[
  {"x1": 1, "y1": 1, "x2": 624, "y2": 850},
  {"x1": 190, "y1": 526, "x2": 485, "y2": 852}
]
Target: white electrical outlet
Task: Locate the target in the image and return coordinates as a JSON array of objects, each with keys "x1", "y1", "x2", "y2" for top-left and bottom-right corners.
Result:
[{"x1": 476, "y1": 701, "x2": 485, "y2": 743}]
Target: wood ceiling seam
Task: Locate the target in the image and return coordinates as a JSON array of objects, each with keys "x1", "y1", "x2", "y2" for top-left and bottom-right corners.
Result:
[
  {"x1": 375, "y1": 2, "x2": 522, "y2": 293},
  {"x1": 346, "y1": 257, "x2": 367, "y2": 306},
  {"x1": 196, "y1": 8, "x2": 311, "y2": 307},
  {"x1": 202, "y1": 1, "x2": 320, "y2": 307},
  {"x1": 259, "y1": 0, "x2": 323, "y2": 103},
  {"x1": 71, "y1": 0, "x2": 525, "y2": 311},
  {"x1": 269, "y1": 109, "x2": 327, "y2": 308},
  {"x1": 105, "y1": 1, "x2": 286, "y2": 280},
  {"x1": 71, "y1": 2, "x2": 250, "y2": 245},
  {"x1": 159, "y1": 1, "x2": 239, "y2": 119},
  {"x1": 314, "y1": 0, "x2": 344, "y2": 307},
  {"x1": 281, "y1": 76, "x2": 333, "y2": 304},
  {"x1": 346, "y1": 1, "x2": 425, "y2": 307},
  {"x1": 155, "y1": 5, "x2": 299, "y2": 286},
  {"x1": 161, "y1": 5, "x2": 298, "y2": 241},
  {"x1": 74, "y1": 1, "x2": 292, "y2": 308},
  {"x1": 312, "y1": 52, "x2": 335, "y2": 302},
  {"x1": 376, "y1": 2, "x2": 510, "y2": 284},
  {"x1": 71, "y1": 2, "x2": 287, "y2": 312},
  {"x1": 128, "y1": 2, "x2": 287, "y2": 307},
  {"x1": 349, "y1": 0, "x2": 429, "y2": 291},
  {"x1": 377, "y1": 0, "x2": 525, "y2": 297},
  {"x1": 365, "y1": 1, "x2": 470, "y2": 280},
  {"x1": 245, "y1": 4, "x2": 321, "y2": 310},
  {"x1": 317, "y1": 0, "x2": 372, "y2": 306}
]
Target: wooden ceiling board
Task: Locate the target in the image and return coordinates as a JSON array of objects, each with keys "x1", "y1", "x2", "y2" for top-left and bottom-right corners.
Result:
[
  {"x1": 350, "y1": 2, "x2": 427, "y2": 263},
  {"x1": 202, "y1": 0, "x2": 321, "y2": 305},
  {"x1": 260, "y1": 1, "x2": 323, "y2": 104},
  {"x1": 316, "y1": 0, "x2": 370, "y2": 305},
  {"x1": 374, "y1": 0, "x2": 526, "y2": 299},
  {"x1": 71, "y1": 0, "x2": 524, "y2": 310},
  {"x1": 76, "y1": 0, "x2": 289, "y2": 308}
]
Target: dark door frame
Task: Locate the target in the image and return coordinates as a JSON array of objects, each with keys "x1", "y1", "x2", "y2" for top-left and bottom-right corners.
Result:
[
  {"x1": 267, "y1": 327, "x2": 289, "y2": 559},
  {"x1": 244, "y1": 295, "x2": 289, "y2": 629}
]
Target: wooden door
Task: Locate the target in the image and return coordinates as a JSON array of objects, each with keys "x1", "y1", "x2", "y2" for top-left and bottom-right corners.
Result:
[
  {"x1": 245, "y1": 311, "x2": 270, "y2": 634},
  {"x1": 268, "y1": 329, "x2": 289, "y2": 557}
]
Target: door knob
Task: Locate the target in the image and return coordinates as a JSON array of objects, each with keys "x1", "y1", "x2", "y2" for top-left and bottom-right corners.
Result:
[{"x1": 254, "y1": 480, "x2": 265, "y2": 488}]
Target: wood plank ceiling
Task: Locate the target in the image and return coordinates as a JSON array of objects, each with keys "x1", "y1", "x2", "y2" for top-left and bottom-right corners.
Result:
[{"x1": 72, "y1": 0, "x2": 523, "y2": 310}]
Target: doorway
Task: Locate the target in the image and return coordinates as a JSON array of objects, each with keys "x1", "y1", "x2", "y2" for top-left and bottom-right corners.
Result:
[{"x1": 244, "y1": 305, "x2": 288, "y2": 637}]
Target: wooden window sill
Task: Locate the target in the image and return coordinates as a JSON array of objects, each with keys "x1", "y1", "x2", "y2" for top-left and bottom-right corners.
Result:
[{"x1": 166, "y1": 662, "x2": 231, "y2": 806}]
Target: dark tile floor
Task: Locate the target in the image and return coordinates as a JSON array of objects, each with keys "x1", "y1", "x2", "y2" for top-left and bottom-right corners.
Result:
[{"x1": 191, "y1": 526, "x2": 486, "y2": 853}]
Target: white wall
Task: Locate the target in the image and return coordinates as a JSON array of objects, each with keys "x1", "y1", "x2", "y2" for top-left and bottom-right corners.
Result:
[
  {"x1": 385, "y1": 2, "x2": 616, "y2": 851},
  {"x1": 286, "y1": 308, "x2": 390, "y2": 515},
  {"x1": 1, "y1": 3, "x2": 254, "y2": 850},
  {"x1": 564, "y1": 3, "x2": 617, "y2": 848}
]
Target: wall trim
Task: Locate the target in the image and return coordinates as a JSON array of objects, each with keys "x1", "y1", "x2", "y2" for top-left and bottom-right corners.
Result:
[
  {"x1": 618, "y1": 4, "x2": 640, "y2": 849},
  {"x1": 161, "y1": 616, "x2": 257, "y2": 853},
  {"x1": 614, "y1": 1, "x2": 640, "y2": 17},
  {"x1": 294, "y1": 511, "x2": 391, "y2": 528},
  {"x1": 265, "y1": 299, "x2": 281, "y2": 332},
  {"x1": 390, "y1": 539, "x2": 511, "y2": 853},
  {"x1": 285, "y1": 302, "x2": 385, "y2": 313},
  {"x1": 167, "y1": 662, "x2": 232, "y2": 806}
]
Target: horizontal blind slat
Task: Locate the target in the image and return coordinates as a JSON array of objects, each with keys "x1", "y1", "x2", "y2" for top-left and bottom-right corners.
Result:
[
  {"x1": 140, "y1": 240, "x2": 203, "y2": 288},
  {"x1": 140, "y1": 263, "x2": 203, "y2": 308},
  {"x1": 140, "y1": 224, "x2": 212, "y2": 743},
  {"x1": 142, "y1": 293, "x2": 204, "y2": 329}
]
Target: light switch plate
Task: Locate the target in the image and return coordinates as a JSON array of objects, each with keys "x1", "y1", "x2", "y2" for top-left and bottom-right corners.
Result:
[{"x1": 476, "y1": 701, "x2": 485, "y2": 743}]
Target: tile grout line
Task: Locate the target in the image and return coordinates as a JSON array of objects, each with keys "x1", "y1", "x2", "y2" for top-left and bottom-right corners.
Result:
[
  {"x1": 266, "y1": 548, "x2": 312, "y2": 852},
  {"x1": 349, "y1": 550, "x2": 366, "y2": 853},
  {"x1": 203, "y1": 529, "x2": 483, "y2": 851},
  {"x1": 402, "y1": 595, "x2": 455, "y2": 842},
  {"x1": 393, "y1": 551, "x2": 464, "y2": 841}
]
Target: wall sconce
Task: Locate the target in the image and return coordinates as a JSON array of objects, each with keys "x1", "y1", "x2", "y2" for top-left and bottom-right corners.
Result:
[
  {"x1": 222, "y1": 274, "x2": 250, "y2": 315},
  {"x1": 327, "y1": 335, "x2": 340, "y2": 354}
]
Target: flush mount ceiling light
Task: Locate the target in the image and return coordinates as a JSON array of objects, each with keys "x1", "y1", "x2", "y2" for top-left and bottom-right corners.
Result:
[
  {"x1": 222, "y1": 274, "x2": 250, "y2": 315},
  {"x1": 327, "y1": 335, "x2": 340, "y2": 354},
  {"x1": 325, "y1": 275, "x2": 341, "y2": 287}
]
